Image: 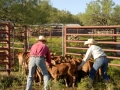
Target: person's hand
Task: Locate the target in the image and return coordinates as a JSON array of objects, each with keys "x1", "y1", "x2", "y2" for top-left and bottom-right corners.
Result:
[
  {"x1": 77, "y1": 65, "x2": 82, "y2": 71},
  {"x1": 47, "y1": 64, "x2": 52, "y2": 68}
]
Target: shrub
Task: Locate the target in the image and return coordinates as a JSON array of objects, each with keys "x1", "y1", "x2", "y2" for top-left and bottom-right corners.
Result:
[
  {"x1": 0, "y1": 73, "x2": 25, "y2": 89},
  {"x1": 48, "y1": 79, "x2": 66, "y2": 90}
]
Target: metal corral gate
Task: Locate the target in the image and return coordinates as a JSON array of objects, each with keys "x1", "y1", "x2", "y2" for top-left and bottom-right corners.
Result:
[
  {"x1": 0, "y1": 22, "x2": 28, "y2": 76},
  {"x1": 13, "y1": 25, "x2": 28, "y2": 52},
  {"x1": 0, "y1": 21, "x2": 13, "y2": 76},
  {"x1": 27, "y1": 24, "x2": 64, "y2": 55},
  {"x1": 64, "y1": 26, "x2": 120, "y2": 67}
]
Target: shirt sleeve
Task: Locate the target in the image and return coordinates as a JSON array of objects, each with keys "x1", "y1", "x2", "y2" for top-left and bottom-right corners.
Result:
[
  {"x1": 45, "y1": 48, "x2": 51, "y2": 66},
  {"x1": 83, "y1": 47, "x2": 92, "y2": 62},
  {"x1": 78, "y1": 47, "x2": 92, "y2": 68}
]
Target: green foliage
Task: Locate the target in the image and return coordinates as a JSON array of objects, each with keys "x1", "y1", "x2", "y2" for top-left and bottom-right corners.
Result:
[
  {"x1": 46, "y1": 37, "x2": 62, "y2": 55},
  {"x1": 77, "y1": 60, "x2": 120, "y2": 90},
  {"x1": 0, "y1": 0, "x2": 80, "y2": 25},
  {"x1": 0, "y1": 75, "x2": 22, "y2": 89},
  {"x1": 79, "y1": 0, "x2": 120, "y2": 26},
  {"x1": 0, "y1": 76, "x2": 12, "y2": 89},
  {"x1": 29, "y1": 37, "x2": 37, "y2": 44},
  {"x1": 108, "y1": 60, "x2": 120, "y2": 77},
  {"x1": 48, "y1": 79, "x2": 66, "y2": 90},
  {"x1": 111, "y1": 5, "x2": 120, "y2": 24},
  {"x1": 0, "y1": 0, "x2": 120, "y2": 25},
  {"x1": 77, "y1": 77, "x2": 92, "y2": 90},
  {"x1": 0, "y1": 71, "x2": 29, "y2": 90},
  {"x1": 77, "y1": 73, "x2": 120, "y2": 90},
  {"x1": 0, "y1": 56, "x2": 120, "y2": 90}
]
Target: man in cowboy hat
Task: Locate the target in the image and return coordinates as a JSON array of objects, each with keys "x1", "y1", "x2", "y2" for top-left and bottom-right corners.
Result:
[
  {"x1": 26, "y1": 35, "x2": 51, "y2": 90},
  {"x1": 78, "y1": 38, "x2": 109, "y2": 87}
]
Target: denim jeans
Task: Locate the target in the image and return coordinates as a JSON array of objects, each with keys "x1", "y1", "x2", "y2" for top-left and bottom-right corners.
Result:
[
  {"x1": 89, "y1": 56, "x2": 109, "y2": 80},
  {"x1": 26, "y1": 56, "x2": 50, "y2": 90}
]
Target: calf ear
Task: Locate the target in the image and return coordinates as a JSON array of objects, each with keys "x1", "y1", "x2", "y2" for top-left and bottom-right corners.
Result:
[
  {"x1": 51, "y1": 60, "x2": 56, "y2": 65},
  {"x1": 53, "y1": 52, "x2": 56, "y2": 55},
  {"x1": 50, "y1": 53, "x2": 53, "y2": 55}
]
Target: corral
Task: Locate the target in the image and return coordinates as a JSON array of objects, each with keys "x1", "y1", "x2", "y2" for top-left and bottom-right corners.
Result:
[
  {"x1": 0, "y1": 21, "x2": 120, "y2": 90},
  {"x1": 64, "y1": 26, "x2": 120, "y2": 65},
  {"x1": 0, "y1": 21, "x2": 120, "y2": 74}
]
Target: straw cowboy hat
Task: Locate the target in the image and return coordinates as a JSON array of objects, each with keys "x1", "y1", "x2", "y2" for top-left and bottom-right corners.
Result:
[
  {"x1": 84, "y1": 38, "x2": 97, "y2": 45},
  {"x1": 37, "y1": 35, "x2": 46, "y2": 41}
]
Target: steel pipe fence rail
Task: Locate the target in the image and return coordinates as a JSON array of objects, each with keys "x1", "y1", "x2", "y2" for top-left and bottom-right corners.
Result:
[{"x1": 64, "y1": 26, "x2": 120, "y2": 67}]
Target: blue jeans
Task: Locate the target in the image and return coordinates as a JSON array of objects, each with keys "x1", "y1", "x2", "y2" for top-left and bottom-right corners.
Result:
[
  {"x1": 26, "y1": 56, "x2": 50, "y2": 90},
  {"x1": 89, "y1": 56, "x2": 109, "y2": 80}
]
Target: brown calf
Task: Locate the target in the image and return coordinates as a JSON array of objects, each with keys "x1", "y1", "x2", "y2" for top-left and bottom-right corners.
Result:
[
  {"x1": 16, "y1": 52, "x2": 30, "y2": 74},
  {"x1": 47, "y1": 63, "x2": 69, "y2": 87},
  {"x1": 24, "y1": 54, "x2": 43, "y2": 85}
]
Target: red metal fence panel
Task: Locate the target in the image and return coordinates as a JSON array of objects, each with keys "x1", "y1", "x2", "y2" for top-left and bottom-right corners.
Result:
[
  {"x1": 64, "y1": 26, "x2": 120, "y2": 66},
  {"x1": 0, "y1": 22, "x2": 12, "y2": 76}
]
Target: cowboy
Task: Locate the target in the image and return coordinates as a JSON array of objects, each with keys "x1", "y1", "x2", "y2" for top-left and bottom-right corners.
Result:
[
  {"x1": 78, "y1": 38, "x2": 109, "y2": 87},
  {"x1": 26, "y1": 35, "x2": 51, "y2": 90}
]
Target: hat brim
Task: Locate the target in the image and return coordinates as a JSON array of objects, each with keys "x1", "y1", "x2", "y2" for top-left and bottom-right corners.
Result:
[
  {"x1": 84, "y1": 41, "x2": 97, "y2": 45},
  {"x1": 38, "y1": 39, "x2": 46, "y2": 41},
  {"x1": 36, "y1": 39, "x2": 46, "y2": 41}
]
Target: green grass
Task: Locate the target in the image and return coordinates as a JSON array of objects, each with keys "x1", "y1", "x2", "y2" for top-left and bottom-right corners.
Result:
[{"x1": 0, "y1": 60, "x2": 120, "y2": 90}]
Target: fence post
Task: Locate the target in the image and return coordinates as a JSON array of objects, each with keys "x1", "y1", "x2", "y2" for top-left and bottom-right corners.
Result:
[{"x1": 24, "y1": 25, "x2": 27, "y2": 52}]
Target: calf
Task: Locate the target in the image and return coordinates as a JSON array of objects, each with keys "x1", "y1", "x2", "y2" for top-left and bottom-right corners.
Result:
[
  {"x1": 16, "y1": 52, "x2": 30, "y2": 74},
  {"x1": 47, "y1": 63, "x2": 69, "y2": 87},
  {"x1": 47, "y1": 61, "x2": 77, "y2": 87},
  {"x1": 24, "y1": 54, "x2": 43, "y2": 85},
  {"x1": 77, "y1": 59, "x2": 93, "y2": 82}
]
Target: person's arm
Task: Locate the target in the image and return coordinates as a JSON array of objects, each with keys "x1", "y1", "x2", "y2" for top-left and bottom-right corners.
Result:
[
  {"x1": 78, "y1": 47, "x2": 92, "y2": 70},
  {"x1": 78, "y1": 61, "x2": 86, "y2": 70},
  {"x1": 45, "y1": 48, "x2": 51, "y2": 66}
]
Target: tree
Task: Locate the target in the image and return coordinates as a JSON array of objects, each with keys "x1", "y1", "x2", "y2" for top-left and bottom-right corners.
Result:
[
  {"x1": 111, "y1": 5, "x2": 120, "y2": 25},
  {"x1": 0, "y1": 0, "x2": 80, "y2": 25},
  {"x1": 79, "y1": 0, "x2": 115, "y2": 26}
]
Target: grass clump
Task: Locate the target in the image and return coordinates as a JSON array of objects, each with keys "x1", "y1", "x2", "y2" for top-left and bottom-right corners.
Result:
[
  {"x1": 48, "y1": 79, "x2": 66, "y2": 90},
  {"x1": 0, "y1": 72, "x2": 26, "y2": 90},
  {"x1": 77, "y1": 76, "x2": 93, "y2": 90},
  {"x1": 77, "y1": 75, "x2": 120, "y2": 90},
  {"x1": 0, "y1": 75, "x2": 22, "y2": 89}
]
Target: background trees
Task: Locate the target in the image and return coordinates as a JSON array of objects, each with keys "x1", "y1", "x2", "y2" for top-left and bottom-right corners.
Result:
[
  {"x1": 0, "y1": 0, "x2": 120, "y2": 26},
  {"x1": 78, "y1": 0, "x2": 120, "y2": 26}
]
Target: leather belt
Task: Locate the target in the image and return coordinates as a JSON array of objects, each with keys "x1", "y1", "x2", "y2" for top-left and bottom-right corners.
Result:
[
  {"x1": 31, "y1": 56, "x2": 43, "y2": 58},
  {"x1": 97, "y1": 56, "x2": 106, "y2": 59},
  {"x1": 98, "y1": 56, "x2": 106, "y2": 58}
]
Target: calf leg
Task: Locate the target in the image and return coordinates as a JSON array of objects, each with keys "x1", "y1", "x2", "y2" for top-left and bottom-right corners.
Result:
[{"x1": 36, "y1": 67, "x2": 43, "y2": 85}]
